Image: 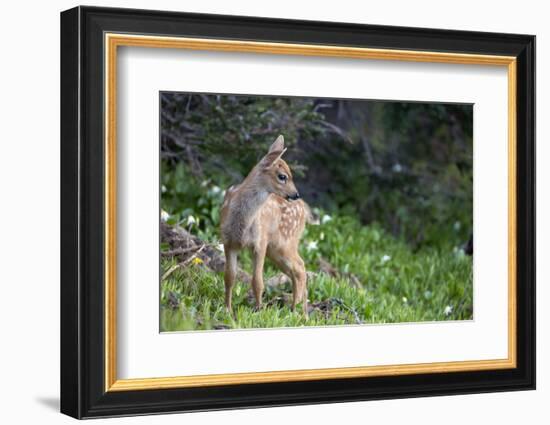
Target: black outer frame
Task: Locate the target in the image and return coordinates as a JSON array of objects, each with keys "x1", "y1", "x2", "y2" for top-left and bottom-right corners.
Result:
[{"x1": 60, "y1": 5, "x2": 536, "y2": 419}]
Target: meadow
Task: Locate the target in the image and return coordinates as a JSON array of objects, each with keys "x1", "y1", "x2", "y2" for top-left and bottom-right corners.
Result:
[{"x1": 159, "y1": 176, "x2": 472, "y2": 331}]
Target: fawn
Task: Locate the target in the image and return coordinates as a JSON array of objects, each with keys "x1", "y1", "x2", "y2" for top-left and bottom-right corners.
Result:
[{"x1": 220, "y1": 135, "x2": 310, "y2": 315}]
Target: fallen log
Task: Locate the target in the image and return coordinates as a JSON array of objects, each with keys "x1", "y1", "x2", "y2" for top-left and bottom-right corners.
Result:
[{"x1": 160, "y1": 221, "x2": 252, "y2": 282}]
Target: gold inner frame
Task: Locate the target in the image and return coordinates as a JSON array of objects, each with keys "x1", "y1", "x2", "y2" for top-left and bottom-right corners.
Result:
[{"x1": 104, "y1": 33, "x2": 517, "y2": 392}]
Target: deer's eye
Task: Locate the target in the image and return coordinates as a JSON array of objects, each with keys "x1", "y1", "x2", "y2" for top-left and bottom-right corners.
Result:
[{"x1": 277, "y1": 173, "x2": 287, "y2": 183}]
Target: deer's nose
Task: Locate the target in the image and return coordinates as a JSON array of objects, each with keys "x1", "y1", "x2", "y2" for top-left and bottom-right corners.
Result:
[{"x1": 288, "y1": 192, "x2": 300, "y2": 201}]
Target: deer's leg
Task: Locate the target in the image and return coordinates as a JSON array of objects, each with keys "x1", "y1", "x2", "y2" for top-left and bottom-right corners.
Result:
[
  {"x1": 290, "y1": 255, "x2": 308, "y2": 315},
  {"x1": 224, "y1": 248, "x2": 238, "y2": 313},
  {"x1": 251, "y1": 243, "x2": 267, "y2": 310},
  {"x1": 267, "y1": 248, "x2": 308, "y2": 315}
]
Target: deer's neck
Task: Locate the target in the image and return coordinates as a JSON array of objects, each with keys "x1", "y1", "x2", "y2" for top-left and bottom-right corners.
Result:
[
  {"x1": 224, "y1": 173, "x2": 271, "y2": 246},
  {"x1": 234, "y1": 179, "x2": 269, "y2": 224}
]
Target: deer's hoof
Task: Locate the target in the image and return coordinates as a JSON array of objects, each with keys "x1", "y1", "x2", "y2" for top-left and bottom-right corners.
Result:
[{"x1": 225, "y1": 306, "x2": 235, "y2": 319}]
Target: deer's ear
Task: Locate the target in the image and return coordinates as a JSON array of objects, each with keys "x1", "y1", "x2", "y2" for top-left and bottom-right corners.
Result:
[
  {"x1": 268, "y1": 135, "x2": 285, "y2": 154},
  {"x1": 260, "y1": 148, "x2": 287, "y2": 169}
]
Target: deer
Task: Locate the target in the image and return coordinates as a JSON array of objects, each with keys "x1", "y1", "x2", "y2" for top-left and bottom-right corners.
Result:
[{"x1": 220, "y1": 135, "x2": 310, "y2": 315}]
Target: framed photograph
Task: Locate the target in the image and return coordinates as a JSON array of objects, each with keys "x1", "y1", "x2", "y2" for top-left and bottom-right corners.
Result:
[{"x1": 60, "y1": 6, "x2": 535, "y2": 419}]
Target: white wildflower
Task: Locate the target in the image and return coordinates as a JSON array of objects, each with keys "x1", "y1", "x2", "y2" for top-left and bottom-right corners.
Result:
[
  {"x1": 306, "y1": 240, "x2": 319, "y2": 252},
  {"x1": 381, "y1": 255, "x2": 391, "y2": 264},
  {"x1": 392, "y1": 163, "x2": 403, "y2": 173},
  {"x1": 444, "y1": 305, "x2": 453, "y2": 316},
  {"x1": 186, "y1": 215, "x2": 197, "y2": 225},
  {"x1": 215, "y1": 243, "x2": 225, "y2": 253},
  {"x1": 161, "y1": 185, "x2": 167, "y2": 193},
  {"x1": 211, "y1": 185, "x2": 221, "y2": 195},
  {"x1": 402, "y1": 297, "x2": 408, "y2": 304},
  {"x1": 160, "y1": 210, "x2": 170, "y2": 222},
  {"x1": 321, "y1": 214, "x2": 332, "y2": 224},
  {"x1": 319, "y1": 232, "x2": 325, "y2": 241}
]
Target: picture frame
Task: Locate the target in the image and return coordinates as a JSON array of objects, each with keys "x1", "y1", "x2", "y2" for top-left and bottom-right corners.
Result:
[{"x1": 60, "y1": 5, "x2": 535, "y2": 419}]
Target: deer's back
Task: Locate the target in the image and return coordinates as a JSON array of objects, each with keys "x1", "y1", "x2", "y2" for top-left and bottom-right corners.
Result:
[
  {"x1": 220, "y1": 190, "x2": 308, "y2": 250},
  {"x1": 262, "y1": 195, "x2": 308, "y2": 245}
]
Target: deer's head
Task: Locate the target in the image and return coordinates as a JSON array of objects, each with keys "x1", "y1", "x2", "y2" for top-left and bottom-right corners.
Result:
[{"x1": 252, "y1": 135, "x2": 300, "y2": 201}]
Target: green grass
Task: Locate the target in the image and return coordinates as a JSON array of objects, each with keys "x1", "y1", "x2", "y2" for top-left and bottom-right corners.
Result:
[{"x1": 160, "y1": 214, "x2": 472, "y2": 332}]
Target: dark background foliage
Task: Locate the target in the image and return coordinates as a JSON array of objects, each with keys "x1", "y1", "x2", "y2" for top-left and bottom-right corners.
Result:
[{"x1": 160, "y1": 92, "x2": 472, "y2": 251}]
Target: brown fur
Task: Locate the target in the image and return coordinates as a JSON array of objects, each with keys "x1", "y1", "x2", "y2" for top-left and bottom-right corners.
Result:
[{"x1": 220, "y1": 135, "x2": 309, "y2": 314}]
